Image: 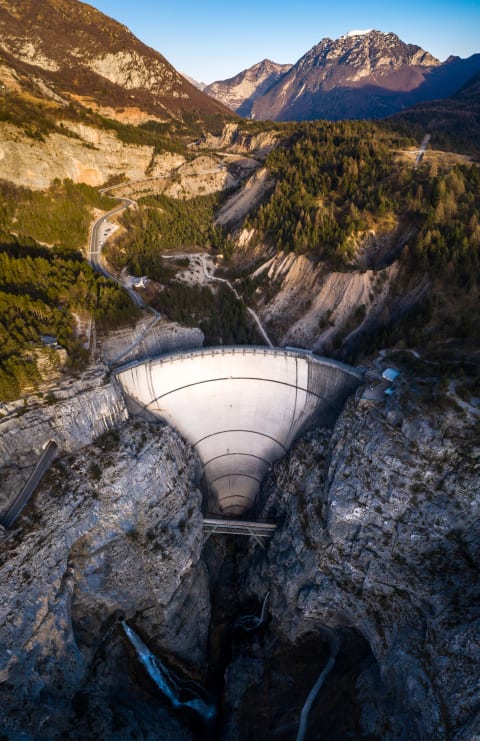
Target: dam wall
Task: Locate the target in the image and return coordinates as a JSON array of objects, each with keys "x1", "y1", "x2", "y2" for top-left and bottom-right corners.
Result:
[{"x1": 115, "y1": 347, "x2": 363, "y2": 515}]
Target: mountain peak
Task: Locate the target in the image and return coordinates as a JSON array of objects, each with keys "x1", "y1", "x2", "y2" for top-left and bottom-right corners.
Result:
[
  {"x1": 247, "y1": 29, "x2": 446, "y2": 121},
  {"x1": 305, "y1": 29, "x2": 439, "y2": 65},
  {"x1": 204, "y1": 59, "x2": 292, "y2": 117}
]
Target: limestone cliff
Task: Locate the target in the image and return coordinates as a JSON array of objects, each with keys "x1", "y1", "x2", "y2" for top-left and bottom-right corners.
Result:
[
  {"x1": 0, "y1": 122, "x2": 157, "y2": 189},
  {"x1": 231, "y1": 380, "x2": 480, "y2": 738},
  {"x1": 0, "y1": 360, "x2": 479, "y2": 738},
  {"x1": 0, "y1": 367, "x2": 129, "y2": 515},
  {"x1": 254, "y1": 250, "x2": 400, "y2": 351},
  {"x1": 0, "y1": 368, "x2": 127, "y2": 465},
  {"x1": 0, "y1": 419, "x2": 208, "y2": 739},
  {"x1": 199, "y1": 122, "x2": 280, "y2": 158},
  {"x1": 220, "y1": 237, "x2": 419, "y2": 358}
]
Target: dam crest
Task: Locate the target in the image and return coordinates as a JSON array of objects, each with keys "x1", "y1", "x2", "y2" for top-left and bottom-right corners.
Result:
[{"x1": 115, "y1": 346, "x2": 363, "y2": 515}]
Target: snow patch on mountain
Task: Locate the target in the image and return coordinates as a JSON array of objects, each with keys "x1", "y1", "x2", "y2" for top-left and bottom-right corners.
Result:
[{"x1": 344, "y1": 29, "x2": 373, "y2": 38}]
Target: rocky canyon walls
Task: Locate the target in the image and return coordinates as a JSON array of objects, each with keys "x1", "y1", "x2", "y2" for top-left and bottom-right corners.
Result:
[
  {"x1": 0, "y1": 419, "x2": 208, "y2": 739},
  {"x1": 233, "y1": 387, "x2": 480, "y2": 739}
]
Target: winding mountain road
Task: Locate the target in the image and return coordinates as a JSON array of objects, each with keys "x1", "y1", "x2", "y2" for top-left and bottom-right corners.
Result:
[
  {"x1": 88, "y1": 160, "x2": 272, "y2": 356},
  {"x1": 88, "y1": 198, "x2": 148, "y2": 310},
  {"x1": 87, "y1": 194, "x2": 163, "y2": 364},
  {"x1": 89, "y1": 157, "x2": 227, "y2": 307}
]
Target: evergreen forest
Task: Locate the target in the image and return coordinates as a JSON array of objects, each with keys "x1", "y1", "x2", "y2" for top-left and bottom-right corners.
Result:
[
  {"x1": 1, "y1": 118, "x2": 479, "y2": 401},
  {"x1": 0, "y1": 177, "x2": 140, "y2": 401}
]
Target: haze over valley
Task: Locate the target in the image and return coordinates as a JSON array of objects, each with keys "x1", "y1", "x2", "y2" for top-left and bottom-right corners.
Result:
[{"x1": 0, "y1": 1, "x2": 479, "y2": 739}]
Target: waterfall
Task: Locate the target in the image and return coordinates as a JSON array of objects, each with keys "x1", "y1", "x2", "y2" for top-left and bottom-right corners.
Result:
[{"x1": 121, "y1": 621, "x2": 216, "y2": 722}]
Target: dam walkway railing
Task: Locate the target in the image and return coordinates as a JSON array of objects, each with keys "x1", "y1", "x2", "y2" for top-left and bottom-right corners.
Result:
[{"x1": 203, "y1": 517, "x2": 276, "y2": 548}]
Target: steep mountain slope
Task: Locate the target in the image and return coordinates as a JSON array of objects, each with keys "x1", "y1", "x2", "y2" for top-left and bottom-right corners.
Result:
[
  {"x1": 204, "y1": 59, "x2": 292, "y2": 117},
  {"x1": 238, "y1": 30, "x2": 480, "y2": 121},
  {"x1": 0, "y1": 0, "x2": 233, "y2": 122},
  {"x1": 182, "y1": 73, "x2": 207, "y2": 91},
  {"x1": 209, "y1": 118, "x2": 479, "y2": 363},
  {"x1": 389, "y1": 70, "x2": 480, "y2": 156}
]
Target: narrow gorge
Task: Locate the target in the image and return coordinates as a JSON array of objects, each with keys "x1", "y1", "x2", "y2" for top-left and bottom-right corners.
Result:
[
  {"x1": 1, "y1": 354, "x2": 479, "y2": 739},
  {"x1": 0, "y1": 3, "x2": 479, "y2": 736}
]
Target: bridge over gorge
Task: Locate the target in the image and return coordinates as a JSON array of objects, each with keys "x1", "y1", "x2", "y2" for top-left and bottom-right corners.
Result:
[
  {"x1": 115, "y1": 346, "x2": 364, "y2": 516},
  {"x1": 203, "y1": 517, "x2": 277, "y2": 547}
]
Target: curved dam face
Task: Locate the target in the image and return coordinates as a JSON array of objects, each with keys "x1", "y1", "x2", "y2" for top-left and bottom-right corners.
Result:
[{"x1": 115, "y1": 347, "x2": 363, "y2": 516}]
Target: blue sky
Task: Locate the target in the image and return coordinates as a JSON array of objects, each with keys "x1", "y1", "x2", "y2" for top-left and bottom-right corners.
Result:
[{"x1": 88, "y1": 0, "x2": 480, "y2": 83}]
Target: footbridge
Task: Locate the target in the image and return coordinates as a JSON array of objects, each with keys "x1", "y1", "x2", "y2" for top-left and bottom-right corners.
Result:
[
  {"x1": 115, "y1": 346, "x2": 363, "y2": 515},
  {"x1": 203, "y1": 517, "x2": 277, "y2": 547}
]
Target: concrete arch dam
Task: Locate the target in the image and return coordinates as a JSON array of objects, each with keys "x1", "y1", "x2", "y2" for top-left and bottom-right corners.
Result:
[{"x1": 115, "y1": 347, "x2": 363, "y2": 515}]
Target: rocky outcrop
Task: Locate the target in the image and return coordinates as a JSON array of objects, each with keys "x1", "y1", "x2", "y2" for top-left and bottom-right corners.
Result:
[
  {"x1": 215, "y1": 167, "x2": 273, "y2": 227},
  {"x1": 0, "y1": 368, "x2": 127, "y2": 467},
  {"x1": 234, "y1": 384, "x2": 480, "y2": 738},
  {"x1": 0, "y1": 368, "x2": 128, "y2": 511},
  {"x1": 99, "y1": 318, "x2": 204, "y2": 366},
  {"x1": 247, "y1": 249, "x2": 400, "y2": 352},
  {"x1": 0, "y1": 122, "x2": 250, "y2": 190},
  {"x1": 0, "y1": 419, "x2": 208, "y2": 739},
  {"x1": 199, "y1": 122, "x2": 280, "y2": 158},
  {"x1": 161, "y1": 154, "x2": 237, "y2": 200},
  {"x1": 88, "y1": 51, "x2": 186, "y2": 97}
]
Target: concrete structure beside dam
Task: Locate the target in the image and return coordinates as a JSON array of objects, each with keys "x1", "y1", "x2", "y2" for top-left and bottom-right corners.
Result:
[{"x1": 115, "y1": 347, "x2": 363, "y2": 515}]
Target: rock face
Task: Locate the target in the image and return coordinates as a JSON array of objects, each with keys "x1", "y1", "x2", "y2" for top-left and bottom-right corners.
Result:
[
  {"x1": 1, "y1": 358, "x2": 479, "y2": 738},
  {"x1": 0, "y1": 368, "x2": 127, "y2": 467},
  {"x1": 0, "y1": 122, "x2": 156, "y2": 189},
  {"x1": 232, "y1": 384, "x2": 480, "y2": 739},
  {"x1": 161, "y1": 154, "x2": 237, "y2": 200},
  {"x1": 99, "y1": 318, "x2": 204, "y2": 367},
  {"x1": 200, "y1": 121, "x2": 280, "y2": 158},
  {"x1": 215, "y1": 167, "x2": 273, "y2": 227},
  {"x1": 0, "y1": 418, "x2": 208, "y2": 739},
  {"x1": 204, "y1": 59, "x2": 292, "y2": 117},
  {"x1": 245, "y1": 244, "x2": 410, "y2": 354},
  {"x1": 0, "y1": 117, "x2": 259, "y2": 190},
  {"x1": 205, "y1": 30, "x2": 480, "y2": 122},
  {"x1": 0, "y1": 0, "x2": 232, "y2": 121}
]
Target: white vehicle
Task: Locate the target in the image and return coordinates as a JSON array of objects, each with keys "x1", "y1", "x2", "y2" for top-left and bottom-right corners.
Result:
[{"x1": 134, "y1": 276, "x2": 148, "y2": 289}]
